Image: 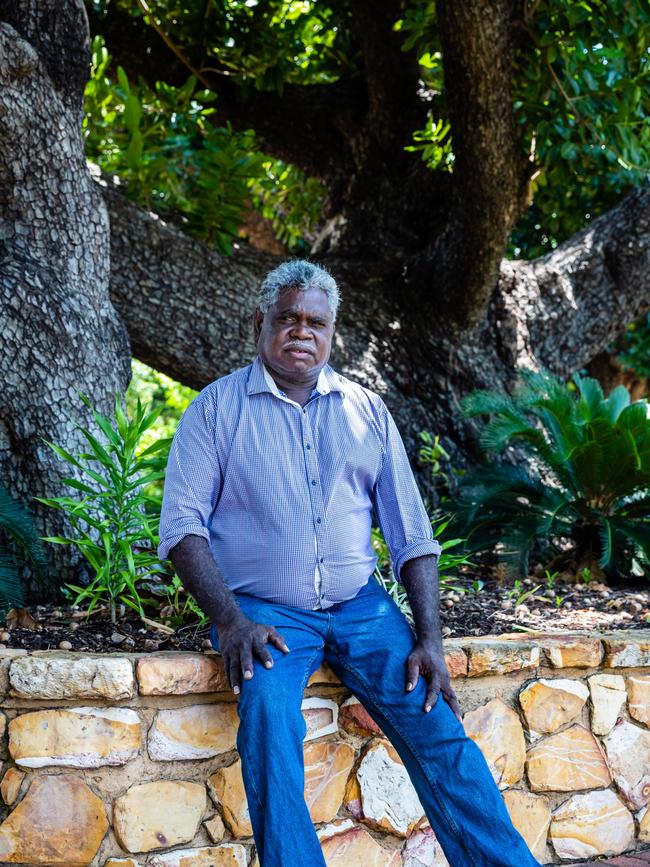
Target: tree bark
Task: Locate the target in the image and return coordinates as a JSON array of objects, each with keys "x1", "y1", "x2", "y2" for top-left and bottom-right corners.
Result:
[
  {"x1": 103, "y1": 177, "x2": 650, "y2": 473},
  {"x1": 0, "y1": 1, "x2": 131, "y2": 591}
]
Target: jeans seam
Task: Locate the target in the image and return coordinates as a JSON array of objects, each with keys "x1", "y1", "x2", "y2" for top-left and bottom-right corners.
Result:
[
  {"x1": 238, "y1": 723, "x2": 266, "y2": 815},
  {"x1": 331, "y1": 650, "x2": 480, "y2": 867},
  {"x1": 238, "y1": 644, "x2": 324, "y2": 816},
  {"x1": 298, "y1": 646, "x2": 324, "y2": 694}
]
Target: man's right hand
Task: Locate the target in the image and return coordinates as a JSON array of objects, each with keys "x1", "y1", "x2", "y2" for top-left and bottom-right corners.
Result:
[{"x1": 217, "y1": 614, "x2": 290, "y2": 695}]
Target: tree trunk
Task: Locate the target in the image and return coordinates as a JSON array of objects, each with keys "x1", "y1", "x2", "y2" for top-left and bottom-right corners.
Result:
[{"x1": 0, "y1": 2, "x2": 131, "y2": 594}]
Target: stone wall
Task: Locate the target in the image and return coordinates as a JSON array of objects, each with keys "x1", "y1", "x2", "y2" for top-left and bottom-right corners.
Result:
[{"x1": 0, "y1": 630, "x2": 648, "y2": 866}]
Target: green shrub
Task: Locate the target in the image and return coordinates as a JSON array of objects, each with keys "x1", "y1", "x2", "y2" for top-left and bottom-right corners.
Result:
[
  {"x1": 373, "y1": 515, "x2": 472, "y2": 621},
  {"x1": 0, "y1": 486, "x2": 48, "y2": 615},
  {"x1": 455, "y1": 368, "x2": 650, "y2": 579},
  {"x1": 36, "y1": 394, "x2": 171, "y2": 622}
]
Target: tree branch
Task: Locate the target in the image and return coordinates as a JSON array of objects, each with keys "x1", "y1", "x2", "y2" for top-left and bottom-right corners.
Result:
[
  {"x1": 98, "y1": 174, "x2": 440, "y2": 454},
  {"x1": 347, "y1": 0, "x2": 422, "y2": 156},
  {"x1": 492, "y1": 187, "x2": 650, "y2": 376},
  {"x1": 1, "y1": 0, "x2": 90, "y2": 112},
  {"x1": 421, "y1": 0, "x2": 531, "y2": 327},
  {"x1": 86, "y1": 3, "x2": 363, "y2": 187}
]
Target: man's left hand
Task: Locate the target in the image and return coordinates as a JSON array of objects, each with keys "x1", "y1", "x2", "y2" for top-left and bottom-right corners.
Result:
[{"x1": 405, "y1": 640, "x2": 462, "y2": 721}]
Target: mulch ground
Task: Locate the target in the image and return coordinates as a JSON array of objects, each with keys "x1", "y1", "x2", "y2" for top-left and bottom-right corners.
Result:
[{"x1": 1, "y1": 572, "x2": 648, "y2": 654}]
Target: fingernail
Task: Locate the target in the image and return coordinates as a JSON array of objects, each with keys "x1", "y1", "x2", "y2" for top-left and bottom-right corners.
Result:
[
  {"x1": 244, "y1": 670, "x2": 252, "y2": 679},
  {"x1": 233, "y1": 686, "x2": 240, "y2": 695},
  {"x1": 406, "y1": 682, "x2": 412, "y2": 691},
  {"x1": 425, "y1": 705, "x2": 431, "y2": 712},
  {"x1": 264, "y1": 660, "x2": 273, "y2": 668},
  {"x1": 283, "y1": 645, "x2": 290, "y2": 652}
]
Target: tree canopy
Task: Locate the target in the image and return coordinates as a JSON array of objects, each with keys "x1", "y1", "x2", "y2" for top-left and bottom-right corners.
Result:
[{"x1": 86, "y1": 0, "x2": 649, "y2": 263}]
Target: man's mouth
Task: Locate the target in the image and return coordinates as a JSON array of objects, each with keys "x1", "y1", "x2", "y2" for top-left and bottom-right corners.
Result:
[{"x1": 285, "y1": 345, "x2": 313, "y2": 357}]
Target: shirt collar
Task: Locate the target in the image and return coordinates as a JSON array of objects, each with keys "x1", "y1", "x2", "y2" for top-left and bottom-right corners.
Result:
[{"x1": 246, "y1": 354, "x2": 344, "y2": 397}]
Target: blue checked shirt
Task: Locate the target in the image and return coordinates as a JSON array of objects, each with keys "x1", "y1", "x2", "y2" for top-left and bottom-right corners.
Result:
[{"x1": 158, "y1": 355, "x2": 441, "y2": 609}]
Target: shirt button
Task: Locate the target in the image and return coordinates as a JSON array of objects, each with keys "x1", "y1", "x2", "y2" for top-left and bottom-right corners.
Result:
[
  {"x1": 311, "y1": 479, "x2": 317, "y2": 486},
  {"x1": 306, "y1": 444, "x2": 311, "y2": 449},
  {"x1": 320, "y1": 557, "x2": 324, "y2": 563},
  {"x1": 317, "y1": 517, "x2": 322, "y2": 524}
]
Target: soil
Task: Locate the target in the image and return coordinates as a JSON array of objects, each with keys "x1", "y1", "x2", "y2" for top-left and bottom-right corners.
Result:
[{"x1": 2, "y1": 573, "x2": 649, "y2": 654}]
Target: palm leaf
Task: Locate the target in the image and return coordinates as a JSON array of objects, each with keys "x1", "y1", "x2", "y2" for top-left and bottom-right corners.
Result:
[{"x1": 0, "y1": 552, "x2": 25, "y2": 611}]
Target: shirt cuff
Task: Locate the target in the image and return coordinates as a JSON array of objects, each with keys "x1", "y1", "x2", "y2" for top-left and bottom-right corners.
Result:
[
  {"x1": 157, "y1": 525, "x2": 210, "y2": 562},
  {"x1": 393, "y1": 539, "x2": 442, "y2": 581}
]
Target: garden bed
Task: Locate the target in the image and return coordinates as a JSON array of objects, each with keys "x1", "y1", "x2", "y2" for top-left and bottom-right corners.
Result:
[{"x1": 2, "y1": 574, "x2": 648, "y2": 654}]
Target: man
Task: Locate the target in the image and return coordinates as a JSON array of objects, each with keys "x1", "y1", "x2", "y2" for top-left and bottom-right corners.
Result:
[{"x1": 158, "y1": 260, "x2": 540, "y2": 867}]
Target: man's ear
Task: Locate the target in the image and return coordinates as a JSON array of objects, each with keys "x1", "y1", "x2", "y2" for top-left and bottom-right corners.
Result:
[{"x1": 252, "y1": 308, "x2": 263, "y2": 343}]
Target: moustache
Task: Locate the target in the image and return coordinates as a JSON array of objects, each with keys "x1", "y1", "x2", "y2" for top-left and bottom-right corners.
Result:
[{"x1": 285, "y1": 343, "x2": 314, "y2": 355}]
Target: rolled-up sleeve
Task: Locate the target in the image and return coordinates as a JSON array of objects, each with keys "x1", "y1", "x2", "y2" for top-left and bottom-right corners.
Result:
[
  {"x1": 157, "y1": 391, "x2": 221, "y2": 562},
  {"x1": 373, "y1": 400, "x2": 442, "y2": 580}
]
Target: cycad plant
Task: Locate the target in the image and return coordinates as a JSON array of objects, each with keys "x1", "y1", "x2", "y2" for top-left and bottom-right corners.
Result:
[
  {"x1": 0, "y1": 485, "x2": 48, "y2": 614},
  {"x1": 36, "y1": 393, "x2": 171, "y2": 622},
  {"x1": 455, "y1": 368, "x2": 650, "y2": 580}
]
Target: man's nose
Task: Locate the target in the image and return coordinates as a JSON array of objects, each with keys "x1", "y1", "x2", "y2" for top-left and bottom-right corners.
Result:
[{"x1": 290, "y1": 320, "x2": 312, "y2": 339}]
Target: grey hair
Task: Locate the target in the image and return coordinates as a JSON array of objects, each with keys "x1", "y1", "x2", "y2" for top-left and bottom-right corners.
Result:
[{"x1": 258, "y1": 259, "x2": 341, "y2": 321}]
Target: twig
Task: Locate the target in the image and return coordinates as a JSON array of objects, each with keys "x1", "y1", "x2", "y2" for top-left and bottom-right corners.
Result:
[
  {"x1": 141, "y1": 616, "x2": 176, "y2": 635},
  {"x1": 136, "y1": 0, "x2": 213, "y2": 91}
]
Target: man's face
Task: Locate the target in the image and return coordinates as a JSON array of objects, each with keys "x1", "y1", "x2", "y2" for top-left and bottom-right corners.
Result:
[{"x1": 254, "y1": 286, "x2": 334, "y2": 380}]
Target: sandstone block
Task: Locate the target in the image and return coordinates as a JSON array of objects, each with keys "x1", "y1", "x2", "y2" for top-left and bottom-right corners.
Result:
[
  {"x1": 204, "y1": 812, "x2": 226, "y2": 843},
  {"x1": 343, "y1": 766, "x2": 362, "y2": 819},
  {"x1": 304, "y1": 740, "x2": 356, "y2": 824},
  {"x1": 104, "y1": 860, "x2": 139, "y2": 867},
  {"x1": 148, "y1": 703, "x2": 238, "y2": 761},
  {"x1": 588, "y1": 673, "x2": 626, "y2": 735},
  {"x1": 301, "y1": 697, "x2": 339, "y2": 741},
  {"x1": 467, "y1": 641, "x2": 539, "y2": 677},
  {"x1": 639, "y1": 803, "x2": 650, "y2": 842},
  {"x1": 208, "y1": 757, "x2": 252, "y2": 837},
  {"x1": 402, "y1": 824, "x2": 450, "y2": 866},
  {"x1": 9, "y1": 707, "x2": 140, "y2": 768},
  {"x1": 147, "y1": 845, "x2": 247, "y2": 866},
  {"x1": 526, "y1": 724, "x2": 611, "y2": 792},
  {"x1": 627, "y1": 673, "x2": 650, "y2": 726},
  {"x1": 0, "y1": 650, "x2": 28, "y2": 697},
  {"x1": 0, "y1": 710, "x2": 6, "y2": 740},
  {"x1": 543, "y1": 637, "x2": 603, "y2": 669},
  {"x1": 549, "y1": 789, "x2": 635, "y2": 860},
  {"x1": 339, "y1": 697, "x2": 382, "y2": 737},
  {"x1": 519, "y1": 679, "x2": 588, "y2": 736},
  {"x1": 355, "y1": 739, "x2": 424, "y2": 837},
  {"x1": 318, "y1": 820, "x2": 401, "y2": 865},
  {"x1": 443, "y1": 645, "x2": 468, "y2": 678},
  {"x1": 113, "y1": 780, "x2": 206, "y2": 853},
  {"x1": 0, "y1": 773, "x2": 108, "y2": 864},
  {"x1": 136, "y1": 653, "x2": 228, "y2": 695},
  {"x1": 603, "y1": 719, "x2": 650, "y2": 811},
  {"x1": 604, "y1": 634, "x2": 650, "y2": 667},
  {"x1": 0, "y1": 768, "x2": 24, "y2": 805},
  {"x1": 9, "y1": 654, "x2": 134, "y2": 700},
  {"x1": 502, "y1": 789, "x2": 551, "y2": 862},
  {"x1": 463, "y1": 697, "x2": 525, "y2": 788},
  {"x1": 316, "y1": 818, "x2": 355, "y2": 841},
  {"x1": 307, "y1": 663, "x2": 340, "y2": 686}
]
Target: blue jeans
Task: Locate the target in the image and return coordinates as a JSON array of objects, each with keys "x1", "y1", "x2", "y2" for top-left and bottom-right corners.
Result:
[{"x1": 210, "y1": 578, "x2": 540, "y2": 867}]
